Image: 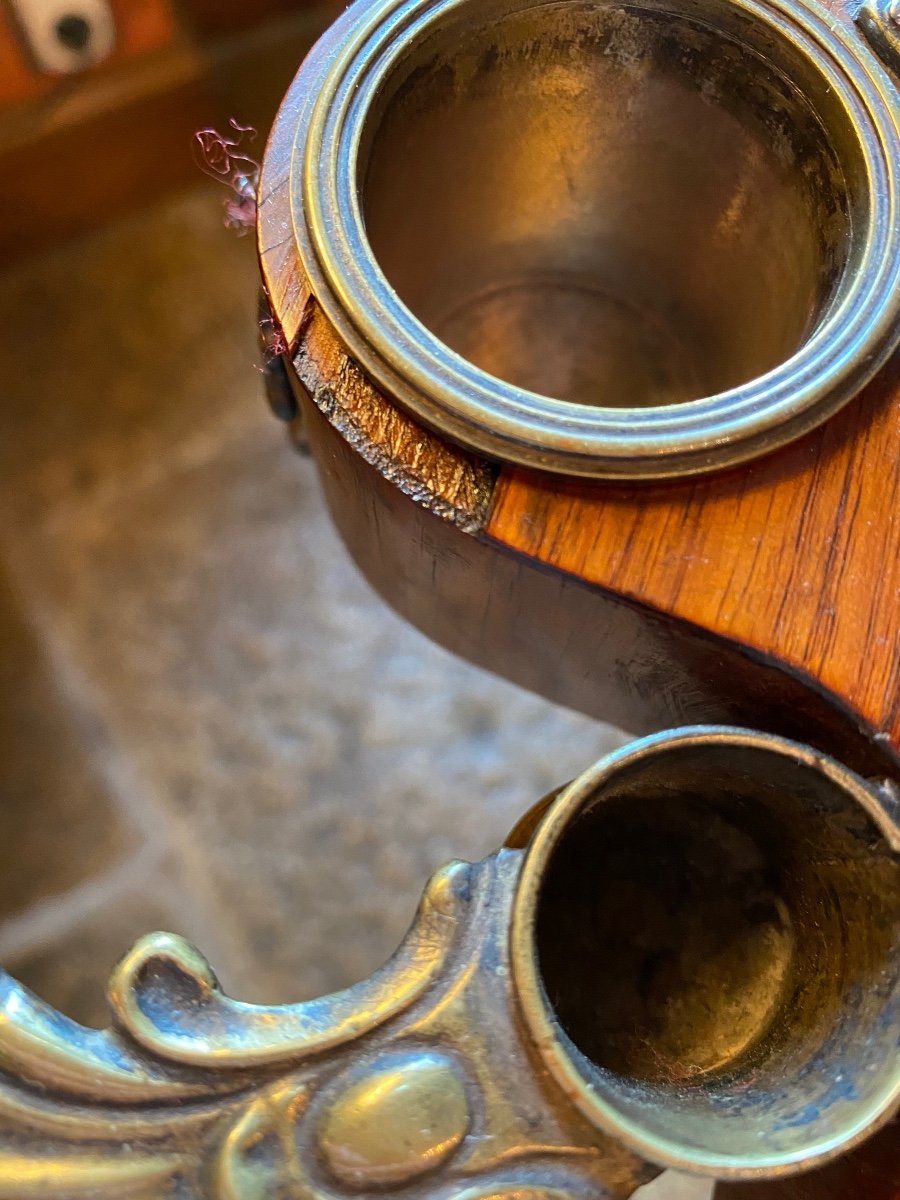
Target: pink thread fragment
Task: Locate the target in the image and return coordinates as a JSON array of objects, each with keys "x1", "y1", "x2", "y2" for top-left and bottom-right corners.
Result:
[
  {"x1": 258, "y1": 305, "x2": 290, "y2": 368},
  {"x1": 194, "y1": 119, "x2": 259, "y2": 234}
]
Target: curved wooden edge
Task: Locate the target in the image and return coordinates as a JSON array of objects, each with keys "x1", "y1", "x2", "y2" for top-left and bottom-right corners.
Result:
[
  {"x1": 257, "y1": 68, "x2": 310, "y2": 348},
  {"x1": 291, "y1": 301, "x2": 495, "y2": 532},
  {"x1": 297, "y1": 388, "x2": 900, "y2": 778},
  {"x1": 267, "y1": 291, "x2": 900, "y2": 772},
  {"x1": 257, "y1": 80, "x2": 493, "y2": 533},
  {"x1": 266, "y1": 285, "x2": 900, "y2": 770},
  {"x1": 485, "y1": 353, "x2": 900, "y2": 760}
]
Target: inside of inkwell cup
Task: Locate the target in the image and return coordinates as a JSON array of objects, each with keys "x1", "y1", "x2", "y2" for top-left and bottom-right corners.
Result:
[
  {"x1": 359, "y1": 0, "x2": 863, "y2": 410},
  {"x1": 512, "y1": 732, "x2": 900, "y2": 1175}
]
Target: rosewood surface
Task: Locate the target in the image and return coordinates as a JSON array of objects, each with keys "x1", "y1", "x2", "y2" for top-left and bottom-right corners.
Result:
[
  {"x1": 486, "y1": 365, "x2": 900, "y2": 759},
  {"x1": 257, "y1": 0, "x2": 900, "y2": 771}
]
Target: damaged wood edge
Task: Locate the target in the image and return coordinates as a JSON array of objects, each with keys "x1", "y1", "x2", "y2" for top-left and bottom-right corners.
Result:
[
  {"x1": 297, "y1": 387, "x2": 900, "y2": 779},
  {"x1": 288, "y1": 296, "x2": 496, "y2": 534},
  {"x1": 260, "y1": 253, "x2": 900, "y2": 777},
  {"x1": 256, "y1": 106, "x2": 495, "y2": 535}
]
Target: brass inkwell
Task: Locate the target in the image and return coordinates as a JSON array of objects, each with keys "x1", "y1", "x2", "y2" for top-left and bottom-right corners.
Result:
[{"x1": 283, "y1": 0, "x2": 900, "y2": 477}]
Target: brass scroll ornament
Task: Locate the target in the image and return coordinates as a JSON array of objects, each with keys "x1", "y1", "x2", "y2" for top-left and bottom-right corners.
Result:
[{"x1": 0, "y1": 727, "x2": 898, "y2": 1198}]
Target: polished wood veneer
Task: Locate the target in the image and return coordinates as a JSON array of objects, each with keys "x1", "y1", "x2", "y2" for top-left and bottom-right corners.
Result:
[
  {"x1": 260, "y1": 236, "x2": 900, "y2": 775},
  {"x1": 486, "y1": 360, "x2": 900, "y2": 760}
]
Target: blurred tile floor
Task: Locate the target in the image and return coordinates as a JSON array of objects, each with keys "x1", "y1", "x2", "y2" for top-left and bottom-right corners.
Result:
[{"x1": 0, "y1": 186, "x2": 711, "y2": 1199}]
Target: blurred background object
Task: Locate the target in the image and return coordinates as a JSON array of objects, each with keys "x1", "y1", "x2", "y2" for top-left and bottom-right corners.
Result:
[
  {"x1": 8, "y1": 0, "x2": 118, "y2": 78},
  {"x1": 0, "y1": 0, "x2": 342, "y2": 262},
  {"x1": 0, "y1": 3, "x2": 714, "y2": 1195}
]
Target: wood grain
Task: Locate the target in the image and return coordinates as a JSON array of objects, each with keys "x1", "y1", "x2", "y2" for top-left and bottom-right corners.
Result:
[
  {"x1": 294, "y1": 381, "x2": 900, "y2": 777},
  {"x1": 261, "y1": 259, "x2": 900, "y2": 772},
  {"x1": 259, "y1": 97, "x2": 494, "y2": 532},
  {"x1": 486, "y1": 358, "x2": 900, "y2": 756},
  {"x1": 257, "y1": 70, "x2": 312, "y2": 347},
  {"x1": 291, "y1": 302, "x2": 494, "y2": 530}
]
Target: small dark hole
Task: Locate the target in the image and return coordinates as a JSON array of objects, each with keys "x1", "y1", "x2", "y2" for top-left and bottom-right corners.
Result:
[{"x1": 55, "y1": 13, "x2": 92, "y2": 52}]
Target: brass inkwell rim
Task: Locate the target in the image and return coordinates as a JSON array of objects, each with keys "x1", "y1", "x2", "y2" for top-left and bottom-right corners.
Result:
[
  {"x1": 508, "y1": 725, "x2": 900, "y2": 1179},
  {"x1": 288, "y1": 0, "x2": 900, "y2": 478}
]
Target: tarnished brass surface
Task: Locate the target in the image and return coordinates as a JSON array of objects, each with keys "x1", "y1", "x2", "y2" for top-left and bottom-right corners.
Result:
[
  {"x1": 0, "y1": 727, "x2": 897, "y2": 1196},
  {"x1": 282, "y1": 0, "x2": 900, "y2": 477},
  {"x1": 858, "y1": 0, "x2": 900, "y2": 77}
]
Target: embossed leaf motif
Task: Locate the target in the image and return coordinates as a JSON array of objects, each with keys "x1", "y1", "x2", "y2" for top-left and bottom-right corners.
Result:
[
  {"x1": 0, "y1": 1154, "x2": 185, "y2": 1199},
  {"x1": 214, "y1": 1054, "x2": 471, "y2": 1200},
  {"x1": 216, "y1": 1088, "x2": 310, "y2": 1200},
  {"x1": 212, "y1": 1059, "x2": 594, "y2": 1200},
  {"x1": 0, "y1": 864, "x2": 472, "y2": 1199},
  {"x1": 0, "y1": 854, "x2": 642, "y2": 1198}
]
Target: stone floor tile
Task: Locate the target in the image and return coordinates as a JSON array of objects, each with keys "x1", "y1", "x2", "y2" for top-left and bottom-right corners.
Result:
[
  {"x1": 0, "y1": 173, "x2": 721, "y2": 1200},
  {"x1": 0, "y1": 563, "x2": 139, "y2": 920},
  {"x1": 0, "y1": 186, "x2": 620, "y2": 1003},
  {"x1": 0, "y1": 188, "x2": 255, "y2": 528},
  {"x1": 5, "y1": 426, "x2": 621, "y2": 1002}
]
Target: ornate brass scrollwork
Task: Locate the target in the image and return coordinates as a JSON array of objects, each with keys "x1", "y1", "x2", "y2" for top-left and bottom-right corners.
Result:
[
  {"x1": 0, "y1": 858, "x2": 650, "y2": 1199},
  {"x1": 1, "y1": 728, "x2": 898, "y2": 1198}
]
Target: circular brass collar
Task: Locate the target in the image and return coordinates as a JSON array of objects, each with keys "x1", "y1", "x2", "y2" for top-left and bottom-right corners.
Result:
[
  {"x1": 508, "y1": 725, "x2": 900, "y2": 1177},
  {"x1": 289, "y1": 0, "x2": 900, "y2": 478}
]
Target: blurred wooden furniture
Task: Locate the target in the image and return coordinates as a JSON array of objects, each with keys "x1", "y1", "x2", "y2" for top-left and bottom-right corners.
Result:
[{"x1": 0, "y1": 0, "x2": 338, "y2": 263}]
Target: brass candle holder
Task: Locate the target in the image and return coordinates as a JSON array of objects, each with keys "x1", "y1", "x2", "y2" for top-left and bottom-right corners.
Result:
[{"x1": 1, "y1": 727, "x2": 897, "y2": 1196}]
